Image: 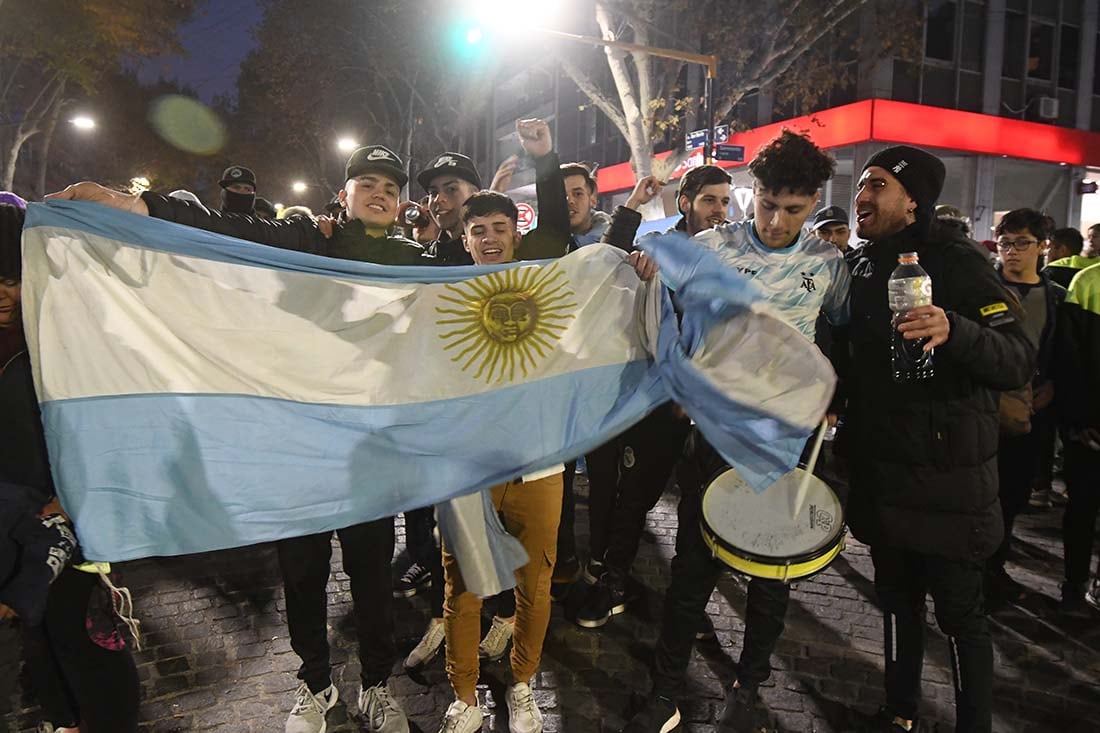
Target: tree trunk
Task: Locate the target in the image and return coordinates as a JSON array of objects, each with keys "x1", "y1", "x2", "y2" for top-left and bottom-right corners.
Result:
[
  {"x1": 34, "y1": 87, "x2": 66, "y2": 198},
  {"x1": 2, "y1": 128, "x2": 35, "y2": 191}
]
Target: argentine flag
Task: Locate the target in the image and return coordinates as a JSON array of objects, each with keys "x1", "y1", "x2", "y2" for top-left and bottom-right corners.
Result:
[{"x1": 21, "y1": 201, "x2": 835, "y2": 576}]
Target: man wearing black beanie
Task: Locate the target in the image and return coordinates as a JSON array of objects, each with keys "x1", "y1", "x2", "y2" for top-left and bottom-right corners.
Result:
[{"x1": 843, "y1": 146, "x2": 1035, "y2": 732}]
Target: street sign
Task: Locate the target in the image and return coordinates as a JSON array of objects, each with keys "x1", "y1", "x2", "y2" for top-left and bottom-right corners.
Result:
[
  {"x1": 516, "y1": 202, "x2": 535, "y2": 233},
  {"x1": 715, "y1": 144, "x2": 744, "y2": 162},
  {"x1": 685, "y1": 124, "x2": 729, "y2": 151}
]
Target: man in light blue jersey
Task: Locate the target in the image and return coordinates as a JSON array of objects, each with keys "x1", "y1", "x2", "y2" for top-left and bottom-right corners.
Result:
[{"x1": 622, "y1": 130, "x2": 848, "y2": 733}]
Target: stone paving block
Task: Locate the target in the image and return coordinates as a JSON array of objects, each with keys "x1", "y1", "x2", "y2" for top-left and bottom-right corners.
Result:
[{"x1": 3, "y1": 479, "x2": 1099, "y2": 732}]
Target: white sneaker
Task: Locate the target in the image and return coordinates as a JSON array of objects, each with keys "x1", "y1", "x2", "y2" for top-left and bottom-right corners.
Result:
[
  {"x1": 506, "y1": 682, "x2": 543, "y2": 733},
  {"x1": 478, "y1": 616, "x2": 515, "y2": 661},
  {"x1": 1086, "y1": 579, "x2": 1100, "y2": 611},
  {"x1": 438, "y1": 699, "x2": 484, "y2": 733},
  {"x1": 358, "y1": 682, "x2": 410, "y2": 733},
  {"x1": 405, "y1": 619, "x2": 446, "y2": 669},
  {"x1": 285, "y1": 682, "x2": 338, "y2": 733}
]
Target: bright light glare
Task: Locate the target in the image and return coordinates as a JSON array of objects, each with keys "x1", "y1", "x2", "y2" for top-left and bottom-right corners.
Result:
[
  {"x1": 70, "y1": 116, "x2": 96, "y2": 130},
  {"x1": 465, "y1": 27, "x2": 483, "y2": 44},
  {"x1": 473, "y1": 0, "x2": 560, "y2": 31},
  {"x1": 336, "y1": 137, "x2": 358, "y2": 153},
  {"x1": 292, "y1": 181, "x2": 308, "y2": 193},
  {"x1": 274, "y1": 202, "x2": 284, "y2": 210}
]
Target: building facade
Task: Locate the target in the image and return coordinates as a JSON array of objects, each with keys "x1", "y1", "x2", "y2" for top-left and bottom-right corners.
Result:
[{"x1": 479, "y1": 0, "x2": 1100, "y2": 236}]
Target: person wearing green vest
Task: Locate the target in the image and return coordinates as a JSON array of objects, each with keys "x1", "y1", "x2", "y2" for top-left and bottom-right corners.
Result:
[
  {"x1": 1045, "y1": 227, "x2": 1092, "y2": 289},
  {"x1": 1055, "y1": 261, "x2": 1100, "y2": 617}
]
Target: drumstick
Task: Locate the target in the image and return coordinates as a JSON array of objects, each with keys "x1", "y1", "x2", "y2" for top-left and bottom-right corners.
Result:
[{"x1": 791, "y1": 418, "x2": 830, "y2": 520}]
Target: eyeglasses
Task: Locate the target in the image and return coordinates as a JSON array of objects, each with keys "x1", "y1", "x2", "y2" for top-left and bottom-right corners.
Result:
[{"x1": 996, "y1": 238, "x2": 1039, "y2": 252}]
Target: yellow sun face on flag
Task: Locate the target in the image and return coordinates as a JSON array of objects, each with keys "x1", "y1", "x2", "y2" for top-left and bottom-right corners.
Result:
[{"x1": 436, "y1": 263, "x2": 578, "y2": 383}]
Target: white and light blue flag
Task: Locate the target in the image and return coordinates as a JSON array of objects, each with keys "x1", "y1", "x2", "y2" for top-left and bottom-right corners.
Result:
[{"x1": 21, "y1": 201, "x2": 835, "y2": 592}]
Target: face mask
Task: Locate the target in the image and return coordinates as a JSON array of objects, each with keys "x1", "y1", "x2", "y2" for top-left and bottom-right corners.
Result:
[{"x1": 221, "y1": 189, "x2": 256, "y2": 215}]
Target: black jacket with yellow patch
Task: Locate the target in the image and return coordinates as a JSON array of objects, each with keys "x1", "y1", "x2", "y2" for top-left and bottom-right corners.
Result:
[{"x1": 842, "y1": 221, "x2": 1036, "y2": 561}]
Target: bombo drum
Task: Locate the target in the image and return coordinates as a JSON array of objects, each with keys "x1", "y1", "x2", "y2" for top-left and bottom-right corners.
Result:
[{"x1": 700, "y1": 466, "x2": 845, "y2": 582}]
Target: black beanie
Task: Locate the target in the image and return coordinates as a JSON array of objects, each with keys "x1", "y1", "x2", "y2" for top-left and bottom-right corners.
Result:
[{"x1": 863, "y1": 146, "x2": 946, "y2": 224}]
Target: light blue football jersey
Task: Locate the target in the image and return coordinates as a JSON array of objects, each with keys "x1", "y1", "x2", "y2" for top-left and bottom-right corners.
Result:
[{"x1": 694, "y1": 220, "x2": 851, "y2": 341}]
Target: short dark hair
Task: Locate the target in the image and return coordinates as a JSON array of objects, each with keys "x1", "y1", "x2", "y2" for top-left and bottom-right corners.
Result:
[
  {"x1": 462, "y1": 190, "x2": 518, "y2": 226},
  {"x1": 995, "y1": 208, "x2": 1054, "y2": 241},
  {"x1": 748, "y1": 130, "x2": 835, "y2": 196},
  {"x1": 1051, "y1": 227, "x2": 1084, "y2": 255},
  {"x1": 678, "y1": 165, "x2": 732, "y2": 213},
  {"x1": 1089, "y1": 223, "x2": 1100, "y2": 234},
  {"x1": 0, "y1": 203, "x2": 26, "y2": 280},
  {"x1": 560, "y1": 163, "x2": 597, "y2": 195}
]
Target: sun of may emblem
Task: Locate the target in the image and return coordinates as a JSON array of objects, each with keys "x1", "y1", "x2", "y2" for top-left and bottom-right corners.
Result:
[{"x1": 435, "y1": 263, "x2": 578, "y2": 383}]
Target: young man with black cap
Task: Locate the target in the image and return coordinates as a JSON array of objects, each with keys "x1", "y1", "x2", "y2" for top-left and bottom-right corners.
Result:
[
  {"x1": 218, "y1": 164, "x2": 258, "y2": 215},
  {"x1": 843, "y1": 145, "x2": 1035, "y2": 732},
  {"x1": 573, "y1": 164, "x2": 730, "y2": 631},
  {"x1": 418, "y1": 119, "x2": 571, "y2": 266},
  {"x1": 811, "y1": 205, "x2": 852, "y2": 252},
  {"x1": 50, "y1": 144, "x2": 449, "y2": 733},
  {"x1": 622, "y1": 132, "x2": 850, "y2": 733}
]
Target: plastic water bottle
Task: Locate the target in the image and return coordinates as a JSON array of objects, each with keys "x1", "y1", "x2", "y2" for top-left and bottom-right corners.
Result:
[{"x1": 888, "y1": 252, "x2": 934, "y2": 381}]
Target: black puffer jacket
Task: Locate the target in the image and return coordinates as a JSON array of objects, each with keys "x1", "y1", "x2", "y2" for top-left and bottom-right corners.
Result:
[{"x1": 842, "y1": 221, "x2": 1035, "y2": 560}]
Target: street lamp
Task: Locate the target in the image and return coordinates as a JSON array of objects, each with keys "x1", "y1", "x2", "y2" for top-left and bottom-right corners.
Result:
[
  {"x1": 336, "y1": 137, "x2": 359, "y2": 153},
  {"x1": 292, "y1": 181, "x2": 308, "y2": 194},
  {"x1": 70, "y1": 115, "x2": 96, "y2": 131},
  {"x1": 462, "y1": 12, "x2": 719, "y2": 163}
]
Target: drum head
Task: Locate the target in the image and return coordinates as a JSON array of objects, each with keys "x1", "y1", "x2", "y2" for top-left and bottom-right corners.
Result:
[{"x1": 701, "y1": 467, "x2": 842, "y2": 563}]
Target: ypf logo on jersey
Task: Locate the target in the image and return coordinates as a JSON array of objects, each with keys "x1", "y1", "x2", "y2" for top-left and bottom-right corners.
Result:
[{"x1": 433, "y1": 155, "x2": 458, "y2": 169}]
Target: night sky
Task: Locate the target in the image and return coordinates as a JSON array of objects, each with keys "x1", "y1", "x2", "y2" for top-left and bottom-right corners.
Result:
[{"x1": 136, "y1": 0, "x2": 264, "y2": 104}]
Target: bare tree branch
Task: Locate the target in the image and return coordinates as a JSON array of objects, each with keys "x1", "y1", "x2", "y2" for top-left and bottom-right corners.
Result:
[{"x1": 556, "y1": 54, "x2": 629, "y2": 138}]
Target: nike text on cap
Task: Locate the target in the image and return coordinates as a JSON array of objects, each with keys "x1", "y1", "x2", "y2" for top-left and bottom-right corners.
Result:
[
  {"x1": 345, "y1": 145, "x2": 409, "y2": 188},
  {"x1": 416, "y1": 152, "x2": 482, "y2": 192}
]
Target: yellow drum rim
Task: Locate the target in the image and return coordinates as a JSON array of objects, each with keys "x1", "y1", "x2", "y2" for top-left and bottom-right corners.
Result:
[{"x1": 701, "y1": 525, "x2": 846, "y2": 582}]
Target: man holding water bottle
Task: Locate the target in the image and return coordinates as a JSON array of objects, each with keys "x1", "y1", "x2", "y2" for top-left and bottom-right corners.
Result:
[{"x1": 843, "y1": 146, "x2": 1035, "y2": 732}]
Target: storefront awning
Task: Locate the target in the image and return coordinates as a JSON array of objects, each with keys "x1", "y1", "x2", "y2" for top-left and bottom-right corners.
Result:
[{"x1": 596, "y1": 99, "x2": 1100, "y2": 195}]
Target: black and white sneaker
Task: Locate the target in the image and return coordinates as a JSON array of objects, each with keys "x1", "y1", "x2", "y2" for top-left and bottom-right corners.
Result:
[
  {"x1": 575, "y1": 571, "x2": 628, "y2": 629},
  {"x1": 717, "y1": 683, "x2": 759, "y2": 732},
  {"x1": 393, "y1": 562, "x2": 432, "y2": 598},
  {"x1": 619, "y1": 695, "x2": 680, "y2": 733},
  {"x1": 582, "y1": 557, "x2": 605, "y2": 585}
]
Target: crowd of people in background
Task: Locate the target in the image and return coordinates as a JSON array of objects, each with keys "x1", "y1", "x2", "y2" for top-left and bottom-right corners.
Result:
[{"x1": 2, "y1": 116, "x2": 1100, "y2": 733}]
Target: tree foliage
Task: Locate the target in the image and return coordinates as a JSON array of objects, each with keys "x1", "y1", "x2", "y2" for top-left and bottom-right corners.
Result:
[
  {"x1": 225, "y1": 0, "x2": 497, "y2": 210},
  {"x1": 0, "y1": 0, "x2": 198, "y2": 192}
]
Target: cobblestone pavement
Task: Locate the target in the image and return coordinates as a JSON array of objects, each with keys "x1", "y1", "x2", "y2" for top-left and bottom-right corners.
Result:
[{"x1": 3, "y1": 476, "x2": 1099, "y2": 732}]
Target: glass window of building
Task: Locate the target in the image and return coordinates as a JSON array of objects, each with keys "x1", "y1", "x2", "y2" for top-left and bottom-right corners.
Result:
[
  {"x1": 1003, "y1": 11, "x2": 1026, "y2": 78},
  {"x1": 960, "y1": 2, "x2": 985, "y2": 72},
  {"x1": 1027, "y1": 22, "x2": 1054, "y2": 81},
  {"x1": 1058, "y1": 25, "x2": 1079, "y2": 90},
  {"x1": 925, "y1": 0, "x2": 957, "y2": 62}
]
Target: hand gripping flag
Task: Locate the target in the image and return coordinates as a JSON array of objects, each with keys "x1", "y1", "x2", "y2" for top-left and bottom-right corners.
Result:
[{"x1": 21, "y1": 201, "x2": 835, "y2": 594}]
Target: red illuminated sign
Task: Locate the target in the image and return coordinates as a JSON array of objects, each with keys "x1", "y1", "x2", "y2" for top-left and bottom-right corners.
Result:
[{"x1": 595, "y1": 99, "x2": 1100, "y2": 194}]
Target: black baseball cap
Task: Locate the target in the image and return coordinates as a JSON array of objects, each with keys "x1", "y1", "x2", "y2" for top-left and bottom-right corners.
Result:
[
  {"x1": 811, "y1": 206, "x2": 849, "y2": 231},
  {"x1": 219, "y1": 165, "x2": 256, "y2": 189},
  {"x1": 417, "y1": 152, "x2": 482, "y2": 192},
  {"x1": 344, "y1": 145, "x2": 408, "y2": 188}
]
